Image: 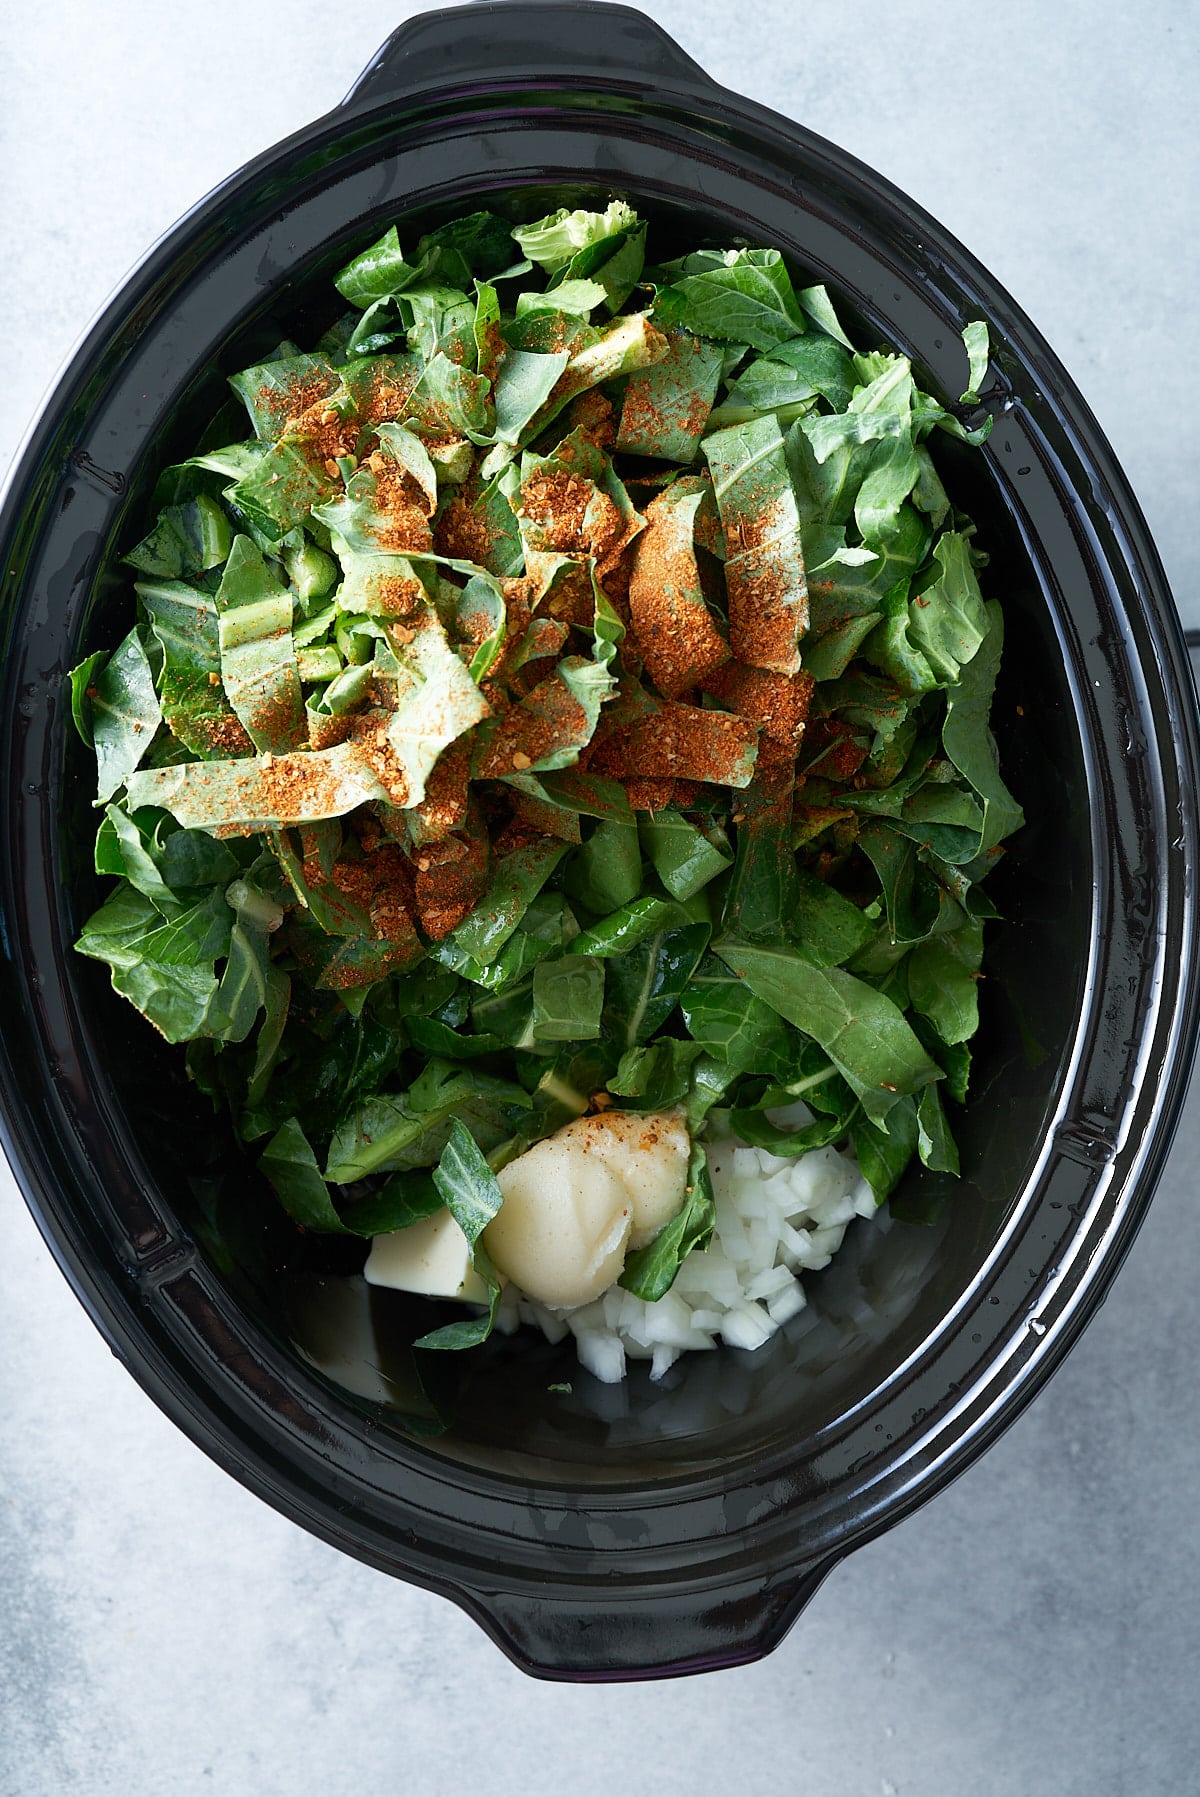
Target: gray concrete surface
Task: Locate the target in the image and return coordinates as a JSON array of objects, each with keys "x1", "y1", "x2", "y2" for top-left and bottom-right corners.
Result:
[{"x1": 2, "y1": 4, "x2": 1198, "y2": 1793}]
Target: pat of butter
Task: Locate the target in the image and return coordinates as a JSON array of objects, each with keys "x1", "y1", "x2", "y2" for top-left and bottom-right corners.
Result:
[{"x1": 363, "y1": 1208, "x2": 489, "y2": 1302}]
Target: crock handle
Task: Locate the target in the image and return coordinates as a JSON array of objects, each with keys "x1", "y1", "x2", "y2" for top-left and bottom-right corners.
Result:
[
  {"x1": 341, "y1": 0, "x2": 717, "y2": 111},
  {"x1": 464, "y1": 1562, "x2": 835, "y2": 1682}
]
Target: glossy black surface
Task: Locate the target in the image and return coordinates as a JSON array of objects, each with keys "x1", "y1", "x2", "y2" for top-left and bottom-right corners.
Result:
[{"x1": 0, "y1": 1, "x2": 1196, "y2": 1681}]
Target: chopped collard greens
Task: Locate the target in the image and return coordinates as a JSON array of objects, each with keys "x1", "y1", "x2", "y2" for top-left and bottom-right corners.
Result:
[{"x1": 70, "y1": 201, "x2": 1021, "y2": 1344}]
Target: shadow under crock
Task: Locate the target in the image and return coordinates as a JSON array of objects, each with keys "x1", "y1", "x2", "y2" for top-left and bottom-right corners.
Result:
[{"x1": 0, "y1": 2, "x2": 1192, "y2": 1679}]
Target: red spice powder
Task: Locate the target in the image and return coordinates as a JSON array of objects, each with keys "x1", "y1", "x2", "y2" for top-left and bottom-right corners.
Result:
[
  {"x1": 413, "y1": 821, "x2": 490, "y2": 939},
  {"x1": 801, "y1": 718, "x2": 869, "y2": 782},
  {"x1": 306, "y1": 707, "x2": 353, "y2": 752},
  {"x1": 291, "y1": 401, "x2": 359, "y2": 472},
  {"x1": 259, "y1": 752, "x2": 342, "y2": 819},
  {"x1": 521, "y1": 469, "x2": 624, "y2": 565},
  {"x1": 540, "y1": 562, "x2": 595, "y2": 630},
  {"x1": 489, "y1": 817, "x2": 543, "y2": 860},
  {"x1": 590, "y1": 700, "x2": 759, "y2": 787},
  {"x1": 366, "y1": 454, "x2": 434, "y2": 556},
  {"x1": 627, "y1": 491, "x2": 729, "y2": 700},
  {"x1": 565, "y1": 388, "x2": 616, "y2": 452},
  {"x1": 410, "y1": 737, "x2": 473, "y2": 843},
  {"x1": 722, "y1": 494, "x2": 810, "y2": 676},
  {"x1": 623, "y1": 776, "x2": 677, "y2": 813},
  {"x1": 702, "y1": 663, "x2": 815, "y2": 748},
  {"x1": 352, "y1": 360, "x2": 422, "y2": 427},
  {"x1": 255, "y1": 370, "x2": 340, "y2": 437},
  {"x1": 476, "y1": 668, "x2": 590, "y2": 779},
  {"x1": 595, "y1": 540, "x2": 636, "y2": 634},
  {"x1": 618, "y1": 350, "x2": 713, "y2": 454},
  {"x1": 347, "y1": 708, "x2": 411, "y2": 807},
  {"x1": 434, "y1": 492, "x2": 503, "y2": 567},
  {"x1": 195, "y1": 711, "x2": 255, "y2": 758}
]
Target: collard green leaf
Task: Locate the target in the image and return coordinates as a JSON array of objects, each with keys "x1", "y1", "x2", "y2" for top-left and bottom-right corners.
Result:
[
  {"x1": 960, "y1": 321, "x2": 990, "y2": 405},
  {"x1": 227, "y1": 434, "x2": 337, "y2": 541},
  {"x1": 439, "y1": 838, "x2": 569, "y2": 969},
  {"x1": 419, "y1": 211, "x2": 518, "y2": 284},
  {"x1": 243, "y1": 966, "x2": 290, "y2": 1117},
  {"x1": 125, "y1": 494, "x2": 233, "y2": 579},
  {"x1": 377, "y1": 607, "x2": 491, "y2": 808},
  {"x1": 405, "y1": 285, "x2": 478, "y2": 368},
  {"x1": 569, "y1": 894, "x2": 686, "y2": 960},
  {"x1": 702, "y1": 415, "x2": 808, "y2": 673},
  {"x1": 530, "y1": 312, "x2": 667, "y2": 437},
  {"x1": 137, "y1": 575, "x2": 256, "y2": 760},
  {"x1": 335, "y1": 226, "x2": 428, "y2": 307},
  {"x1": 916, "y1": 1082, "x2": 959, "y2": 1174},
  {"x1": 852, "y1": 1098, "x2": 919, "y2": 1204},
  {"x1": 88, "y1": 628, "x2": 163, "y2": 803},
  {"x1": 515, "y1": 278, "x2": 607, "y2": 318},
  {"x1": 714, "y1": 937, "x2": 942, "y2": 1114},
  {"x1": 241, "y1": 998, "x2": 407, "y2": 1145},
  {"x1": 796, "y1": 282, "x2": 855, "y2": 349},
  {"x1": 212, "y1": 876, "x2": 285, "y2": 1045},
  {"x1": 159, "y1": 828, "x2": 239, "y2": 890},
  {"x1": 74, "y1": 880, "x2": 232, "y2": 1044},
  {"x1": 324, "y1": 1060, "x2": 529, "y2": 1183},
  {"x1": 461, "y1": 468, "x2": 526, "y2": 573},
  {"x1": 508, "y1": 769, "x2": 633, "y2": 827},
  {"x1": 413, "y1": 1121, "x2": 507, "y2": 1350},
  {"x1": 662, "y1": 248, "x2": 805, "y2": 352},
  {"x1": 637, "y1": 810, "x2": 732, "y2": 902},
  {"x1": 126, "y1": 739, "x2": 390, "y2": 832},
  {"x1": 561, "y1": 220, "x2": 646, "y2": 314},
  {"x1": 413, "y1": 1135, "x2": 506, "y2": 1358},
  {"x1": 375, "y1": 422, "x2": 439, "y2": 512},
  {"x1": 857, "y1": 820, "x2": 961, "y2": 946},
  {"x1": 228, "y1": 355, "x2": 339, "y2": 442},
  {"x1": 152, "y1": 441, "x2": 264, "y2": 511},
  {"x1": 339, "y1": 1169, "x2": 444, "y2": 1238},
  {"x1": 906, "y1": 917, "x2": 984, "y2": 1045},
  {"x1": 727, "y1": 1104, "x2": 849, "y2": 1157},
  {"x1": 513, "y1": 200, "x2": 638, "y2": 274},
  {"x1": 677, "y1": 953, "x2": 798, "y2": 1079},
  {"x1": 69, "y1": 651, "x2": 104, "y2": 748},
  {"x1": 530, "y1": 955, "x2": 604, "y2": 1042},
  {"x1": 405, "y1": 1016, "x2": 505, "y2": 1061},
  {"x1": 609, "y1": 1037, "x2": 704, "y2": 1109},
  {"x1": 260, "y1": 1117, "x2": 352, "y2": 1233},
  {"x1": 854, "y1": 431, "x2": 921, "y2": 548},
  {"x1": 803, "y1": 613, "x2": 883, "y2": 682},
  {"x1": 727, "y1": 333, "x2": 854, "y2": 415},
  {"x1": 413, "y1": 351, "x2": 495, "y2": 443},
  {"x1": 790, "y1": 867, "x2": 875, "y2": 968},
  {"x1": 906, "y1": 531, "x2": 989, "y2": 684},
  {"x1": 561, "y1": 818, "x2": 643, "y2": 916},
  {"x1": 215, "y1": 537, "x2": 305, "y2": 753},
  {"x1": 616, "y1": 327, "x2": 724, "y2": 462},
  {"x1": 604, "y1": 920, "x2": 710, "y2": 1049},
  {"x1": 283, "y1": 537, "x2": 338, "y2": 606},
  {"x1": 492, "y1": 348, "x2": 572, "y2": 444},
  {"x1": 942, "y1": 602, "x2": 1024, "y2": 854},
  {"x1": 723, "y1": 791, "x2": 799, "y2": 946},
  {"x1": 104, "y1": 804, "x2": 177, "y2": 915},
  {"x1": 618, "y1": 1139, "x2": 715, "y2": 1301},
  {"x1": 430, "y1": 1117, "x2": 507, "y2": 1244}
]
